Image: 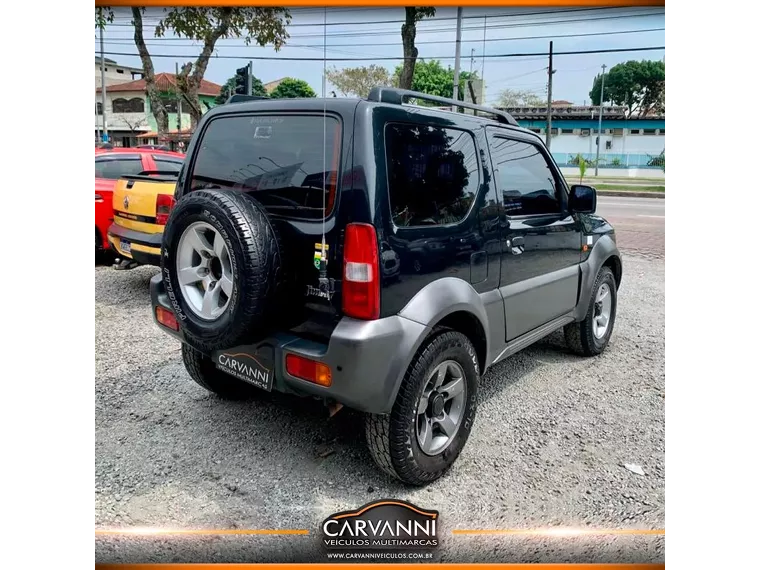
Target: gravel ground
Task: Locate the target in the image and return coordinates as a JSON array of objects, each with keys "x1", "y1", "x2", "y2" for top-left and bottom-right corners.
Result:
[{"x1": 95, "y1": 253, "x2": 665, "y2": 564}]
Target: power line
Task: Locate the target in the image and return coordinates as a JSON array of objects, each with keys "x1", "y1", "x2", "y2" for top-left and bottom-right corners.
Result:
[
  {"x1": 99, "y1": 11, "x2": 664, "y2": 40},
  {"x1": 103, "y1": 7, "x2": 644, "y2": 29},
  {"x1": 96, "y1": 45, "x2": 665, "y2": 62},
  {"x1": 95, "y1": 26, "x2": 665, "y2": 48}
]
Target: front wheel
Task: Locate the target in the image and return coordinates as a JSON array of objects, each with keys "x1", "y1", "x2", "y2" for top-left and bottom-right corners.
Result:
[
  {"x1": 564, "y1": 266, "x2": 618, "y2": 356},
  {"x1": 365, "y1": 330, "x2": 479, "y2": 486}
]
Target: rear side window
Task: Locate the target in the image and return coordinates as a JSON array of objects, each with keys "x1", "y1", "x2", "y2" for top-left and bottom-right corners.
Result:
[
  {"x1": 189, "y1": 114, "x2": 341, "y2": 220},
  {"x1": 385, "y1": 123, "x2": 479, "y2": 227},
  {"x1": 153, "y1": 157, "x2": 184, "y2": 174},
  {"x1": 95, "y1": 156, "x2": 144, "y2": 179}
]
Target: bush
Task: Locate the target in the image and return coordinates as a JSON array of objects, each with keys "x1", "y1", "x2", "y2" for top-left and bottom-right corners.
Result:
[{"x1": 647, "y1": 151, "x2": 665, "y2": 172}]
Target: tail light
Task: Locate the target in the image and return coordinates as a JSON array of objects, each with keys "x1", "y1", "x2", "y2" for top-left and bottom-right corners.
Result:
[
  {"x1": 342, "y1": 223, "x2": 379, "y2": 320},
  {"x1": 156, "y1": 194, "x2": 176, "y2": 225},
  {"x1": 286, "y1": 354, "x2": 332, "y2": 387}
]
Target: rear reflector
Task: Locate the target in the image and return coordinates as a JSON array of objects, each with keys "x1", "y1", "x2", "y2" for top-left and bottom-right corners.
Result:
[
  {"x1": 342, "y1": 223, "x2": 380, "y2": 320},
  {"x1": 285, "y1": 354, "x2": 332, "y2": 387},
  {"x1": 155, "y1": 306, "x2": 179, "y2": 331}
]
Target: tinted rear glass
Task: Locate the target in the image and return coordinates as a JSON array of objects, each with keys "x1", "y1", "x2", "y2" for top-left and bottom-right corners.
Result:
[
  {"x1": 95, "y1": 156, "x2": 144, "y2": 179},
  {"x1": 189, "y1": 114, "x2": 341, "y2": 219}
]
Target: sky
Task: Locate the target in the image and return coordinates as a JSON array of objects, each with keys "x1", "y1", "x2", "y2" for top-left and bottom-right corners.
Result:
[{"x1": 95, "y1": 6, "x2": 665, "y2": 106}]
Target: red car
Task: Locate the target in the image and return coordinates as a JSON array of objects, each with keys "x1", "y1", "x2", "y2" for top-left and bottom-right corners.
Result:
[{"x1": 95, "y1": 148, "x2": 184, "y2": 253}]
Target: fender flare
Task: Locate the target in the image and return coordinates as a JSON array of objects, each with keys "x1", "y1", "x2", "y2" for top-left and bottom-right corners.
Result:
[{"x1": 574, "y1": 235, "x2": 623, "y2": 321}]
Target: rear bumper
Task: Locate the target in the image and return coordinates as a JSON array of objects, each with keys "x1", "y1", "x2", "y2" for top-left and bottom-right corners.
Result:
[
  {"x1": 150, "y1": 273, "x2": 429, "y2": 414},
  {"x1": 107, "y1": 223, "x2": 162, "y2": 267}
]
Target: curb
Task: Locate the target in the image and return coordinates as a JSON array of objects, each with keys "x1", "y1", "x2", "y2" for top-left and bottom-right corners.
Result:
[{"x1": 597, "y1": 190, "x2": 665, "y2": 199}]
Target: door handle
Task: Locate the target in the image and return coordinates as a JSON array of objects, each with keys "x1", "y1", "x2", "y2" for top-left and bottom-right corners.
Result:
[{"x1": 509, "y1": 236, "x2": 525, "y2": 255}]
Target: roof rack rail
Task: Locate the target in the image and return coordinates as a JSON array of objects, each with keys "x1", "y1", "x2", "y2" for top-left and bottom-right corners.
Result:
[
  {"x1": 226, "y1": 94, "x2": 270, "y2": 104},
  {"x1": 367, "y1": 86, "x2": 519, "y2": 127}
]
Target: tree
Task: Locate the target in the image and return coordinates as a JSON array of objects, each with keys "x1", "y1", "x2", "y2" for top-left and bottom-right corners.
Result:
[
  {"x1": 398, "y1": 7, "x2": 436, "y2": 90},
  {"x1": 590, "y1": 60, "x2": 665, "y2": 118},
  {"x1": 97, "y1": 7, "x2": 291, "y2": 137},
  {"x1": 325, "y1": 65, "x2": 392, "y2": 98},
  {"x1": 497, "y1": 88, "x2": 544, "y2": 107},
  {"x1": 392, "y1": 60, "x2": 477, "y2": 102},
  {"x1": 269, "y1": 78, "x2": 316, "y2": 99},
  {"x1": 215, "y1": 74, "x2": 266, "y2": 104}
]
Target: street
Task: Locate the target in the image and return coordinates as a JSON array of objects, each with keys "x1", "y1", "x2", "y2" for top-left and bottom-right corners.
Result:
[
  {"x1": 95, "y1": 197, "x2": 665, "y2": 563},
  {"x1": 596, "y1": 196, "x2": 665, "y2": 258}
]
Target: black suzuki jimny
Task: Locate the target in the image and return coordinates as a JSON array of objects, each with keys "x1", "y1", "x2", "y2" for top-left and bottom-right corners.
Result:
[{"x1": 150, "y1": 87, "x2": 622, "y2": 486}]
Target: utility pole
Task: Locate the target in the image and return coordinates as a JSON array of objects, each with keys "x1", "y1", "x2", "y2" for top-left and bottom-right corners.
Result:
[
  {"x1": 452, "y1": 7, "x2": 463, "y2": 110},
  {"x1": 99, "y1": 30, "x2": 108, "y2": 142},
  {"x1": 248, "y1": 60, "x2": 254, "y2": 96},
  {"x1": 469, "y1": 48, "x2": 475, "y2": 74},
  {"x1": 480, "y1": 15, "x2": 487, "y2": 109},
  {"x1": 595, "y1": 64, "x2": 607, "y2": 176},
  {"x1": 175, "y1": 62, "x2": 182, "y2": 139},
  {"x1": 546, "y1": 41, "x2": 554, "y2": 150}
]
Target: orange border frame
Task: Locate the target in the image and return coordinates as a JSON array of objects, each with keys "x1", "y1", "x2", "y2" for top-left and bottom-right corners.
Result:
[
  {"x1": 94, "y1": 3, "x2": 664, "y2": 567},
  {"x1": 96, "y1": 566, "x2": 664, "y2": 570},
  {"x1": 96, "y1": 1, "x2": 664, "y2": 6}
]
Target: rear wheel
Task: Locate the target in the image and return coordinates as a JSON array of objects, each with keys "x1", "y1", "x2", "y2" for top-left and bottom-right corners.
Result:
[
  {"x1": 365, "y1": 330, "x2": 479, "y2": 486},
  {"x1": 182, "y1": 344, "x2": 261, "y2": 400}
]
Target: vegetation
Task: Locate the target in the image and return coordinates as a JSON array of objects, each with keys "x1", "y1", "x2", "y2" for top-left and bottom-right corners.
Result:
[
  {"x1": 647, "y1": 150, "x2": 665, "y2": 172},
  {"x1": 325, "y1": 65, "x2": 392, "y2": 98},
  {"x1": 497, "y1": 88, "x2": 544, "y2": 107},
  {"x1": 398, "y1": 8, "x2": 436, "y2": 90},
  {"x1": 393, "y1": 60, "x2": 478, "y2": 102},
  {"x1": 269, "y1": 77, "x2": 316, "y2": 99},
  {"x1": 576, "y1": 154, "x2": 587, "y2": 184},
  {"x1": 590, "y1": 60, "x2": 665, "y2": 118}
]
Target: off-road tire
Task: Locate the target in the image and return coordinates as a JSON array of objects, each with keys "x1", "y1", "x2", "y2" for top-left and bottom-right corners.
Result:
[
  {"x1": 162, "y1": 189, "x2": 291, "y2": 353},
  {"x1": 182, "y1": 344, "x2": 261, "y2": 400},
  {"x1": 564, "y1": 266, "x2": 617, "y2": 356},
  {"x1": 365, "y1": 330, "x2": 479, "y2": 486}
]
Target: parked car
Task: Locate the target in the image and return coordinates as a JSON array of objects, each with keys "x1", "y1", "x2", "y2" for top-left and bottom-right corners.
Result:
[
  {"x1": 107, "y1": 171, "x2": 179, "y2": 267},
  {"x1": 95, "y1": 148, "x2": 184, "y2": 255},
  {"x1": 147, "y1": 88, "x2": 622, "y2": 485}
]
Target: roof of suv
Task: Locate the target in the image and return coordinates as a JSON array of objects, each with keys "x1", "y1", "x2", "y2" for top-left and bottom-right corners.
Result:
[{"x1": 201, "y1": 96, "x2": 536, "y2": 138}]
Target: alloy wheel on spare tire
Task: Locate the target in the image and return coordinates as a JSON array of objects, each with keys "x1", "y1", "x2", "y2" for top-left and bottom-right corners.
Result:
[{"x1": 161, "y1": 189, "x2": 288, "y2": 352}]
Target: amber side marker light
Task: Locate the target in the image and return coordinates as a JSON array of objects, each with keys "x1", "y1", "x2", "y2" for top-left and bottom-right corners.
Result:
[
  {"x1": 156, "y1": 306, "x2": 179, "y2": 331},
  {"x1": 286, "y1": 354, "x2": 332, "y2": 387}
]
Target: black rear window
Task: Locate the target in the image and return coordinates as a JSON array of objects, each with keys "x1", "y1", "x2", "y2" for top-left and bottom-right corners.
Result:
[{"x1": 189, "y1": 114, "x2": 341, "y2": 219}]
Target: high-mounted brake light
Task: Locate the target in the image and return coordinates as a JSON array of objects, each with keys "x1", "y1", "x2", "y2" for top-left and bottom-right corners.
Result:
[
  {"x1": 156, "y1": 194, "x2": 176, "y2": 225},
  {"x1": 342, "y1": 223, "x2": 380, "y2": 320}
]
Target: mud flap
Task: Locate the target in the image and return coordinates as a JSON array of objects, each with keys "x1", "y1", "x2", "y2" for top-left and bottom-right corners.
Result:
[{"x1": 212, "y1": 344, "x2": 275, "y2": 391}]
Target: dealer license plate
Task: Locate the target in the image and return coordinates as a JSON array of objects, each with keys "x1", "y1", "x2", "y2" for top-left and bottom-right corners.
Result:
[{"x1": 212, "y1": 344, "x2": 275, "y2": 391}]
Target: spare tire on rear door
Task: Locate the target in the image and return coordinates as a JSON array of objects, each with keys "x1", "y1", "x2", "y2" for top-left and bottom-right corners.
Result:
[{"x1": 161, "y1": 189, "x2": 288, "y2": 352}]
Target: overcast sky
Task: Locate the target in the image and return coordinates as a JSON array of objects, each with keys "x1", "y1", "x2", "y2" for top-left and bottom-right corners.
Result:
[{"x1": 96, "y1": 6, "x2": 664, "y2": 106}]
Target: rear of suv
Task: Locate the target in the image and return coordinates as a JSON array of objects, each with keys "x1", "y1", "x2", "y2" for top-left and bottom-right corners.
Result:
[{"x1": 150, "y1": 88, "x2": 622, "y2": 486}]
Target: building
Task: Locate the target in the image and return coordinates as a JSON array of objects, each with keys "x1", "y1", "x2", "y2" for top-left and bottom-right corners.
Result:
[
  {"x1": 501, "y1": 105, "x2": 665, "y2": 169},
  {"x1": 263, "y1": 78, "x2": 285, "y2": 94},
  {"x1": 95, "y1": 72, "x2": 222, "y2": 148},
  {"x1": 95, "y1": 57, "x2": 144, "y2": 88}
]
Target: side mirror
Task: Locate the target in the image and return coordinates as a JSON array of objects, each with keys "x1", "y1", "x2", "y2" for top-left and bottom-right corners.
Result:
[{"x1": 569, "y1": 184, "x2": 597, "y2": 214}]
